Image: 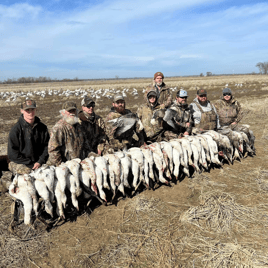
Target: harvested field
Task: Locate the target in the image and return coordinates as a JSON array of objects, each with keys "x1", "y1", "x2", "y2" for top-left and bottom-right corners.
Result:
[{"x1": 0, "y1": 74, "x2": 268, "y2": 267}]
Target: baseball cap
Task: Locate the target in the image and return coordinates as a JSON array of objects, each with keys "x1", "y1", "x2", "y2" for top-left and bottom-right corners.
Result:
[
  {"x1": 147, "y1": 90, "x2": 157, "y2": 98},
  {"x1": 222, "y1": 88, "x2": 232, "y2": 95},
  {"x1": 62, "y1": 101, "x2": 77, "y2": 111},
  {"x1": 154, "y1": 72, "x2": 164, "y2": 80},
  {"x1": 21, "y1": 99, "x2": 36, "y2": 110},
  {"x1": 177, "y1": 90, "x2": 188, "y2": 98},
  {"x1": 197, "y1": 89, "x2": 207, "y2": 96},
  {"x1": 81, "y1": 96, "x2": 95, "y2": 107},
  {"x1": 113, "y1": 93, "x2": 125, "y2": 102}
]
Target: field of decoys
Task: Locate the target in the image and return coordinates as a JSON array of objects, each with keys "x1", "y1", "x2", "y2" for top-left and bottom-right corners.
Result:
[{"x1": 1, "y1": 74, "x2": 268, "y2": 268}]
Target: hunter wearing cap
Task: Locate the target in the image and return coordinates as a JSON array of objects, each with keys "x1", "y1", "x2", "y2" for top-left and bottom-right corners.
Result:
[
  {"x1": 189, "y1": 89, "x2": 220, "y2": 133},
  {"x1": 145, "y1": 72, "x2": 172, "y2": 109},
  {"x1": 214, "y1": 88, "x2": 243, "y2": 128},
  {"x1": 47, "y1": 101, "x2": 85, "y2": 166},
  {"x1": 137, "y1": 88, "x2": 166, "y2": 142},
  {"x1": 105, "y1": 93, "x2": 144, "y2": 151},
  {"x1": 215, "y1": 88, "x2": 255, "y2": 153},
  {"x1": 8, "y1": 99, "x2": 49, "y2": 174},
  {"x1": 79, "y1": 96, "x2": 108, "y2": 155},
  {"x1": 165, "y1": 90, "x2": 194, "y2": 137}
]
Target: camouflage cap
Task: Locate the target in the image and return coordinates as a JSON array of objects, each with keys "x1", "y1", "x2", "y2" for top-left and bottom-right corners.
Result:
[
  {"x1": 81, "y1": 96, "x2": 95, "y2": 107},
  {"x1": 147, "y1": 90, "x2": 157, "y2": 98},
  {"x1": 62, "y1": 101, "x2": 77, "y2": 111},
  {"x1": 197, "y1": 89, "x2": 207, "y2": 96},
  {"x1": 154, "y1": 72, "x2": 164, "y2": 80},
  {"x1": 21, "y1": 99, "x2": 36, "y2": 110},
  {"x1": 222, "y1": 88, "x2": 232, "y2": 95},
  {"x1": 113, "y1": 93, "x2": 125, "y2": 102}
]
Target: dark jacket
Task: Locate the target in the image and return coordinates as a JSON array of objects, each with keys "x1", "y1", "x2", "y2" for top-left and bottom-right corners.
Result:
[
  {"x1": 8, "y1": 115, "x2": 49, "y2": 168},
  {"x1": 78, "y1": 111, "x2": 108, "y2": 154}
]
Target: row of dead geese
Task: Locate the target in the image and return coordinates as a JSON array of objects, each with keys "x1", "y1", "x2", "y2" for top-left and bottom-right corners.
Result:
[{"x1": 9, "y1": 129, "x2": 255, "y2": 226}]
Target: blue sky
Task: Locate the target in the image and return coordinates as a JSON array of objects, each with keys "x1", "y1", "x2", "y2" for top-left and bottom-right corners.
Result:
[{"x1": 0, "y1": 0, "x2": 267, "y2": 80}]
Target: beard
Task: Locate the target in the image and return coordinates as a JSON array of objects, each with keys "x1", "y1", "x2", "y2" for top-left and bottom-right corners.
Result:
[
  {"x1": 63, "y1": 113, "x2": 79, "y2": 125},
  {"x1": 198, "y1": 100, "x2": 207, "y2": 106},
  {"x1": 114, "y1": 105, "x2": 125, "y2": 113}
]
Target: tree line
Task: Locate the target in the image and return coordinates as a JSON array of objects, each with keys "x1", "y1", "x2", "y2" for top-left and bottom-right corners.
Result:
[{"x1": 0, "y1": 77, "x2": 80, "y2": 84}]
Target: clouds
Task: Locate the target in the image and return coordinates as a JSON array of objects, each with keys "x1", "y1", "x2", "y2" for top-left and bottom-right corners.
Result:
[
  {"x1": 1, "y1": 0, "x2": 268, "y2": 80},
  {"x1": 0, "y1": 3, "x2": 42, "y2": 20}
]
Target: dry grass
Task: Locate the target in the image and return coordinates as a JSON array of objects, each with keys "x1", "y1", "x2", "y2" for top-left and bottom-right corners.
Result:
[
  {"x1": 81, "y1": 196, "x2": 182, "y2": 268},
  {"x1": 255, "y1": 170, "x2": 268, "y2": 193},
  {"x1": 180, "y1": 191, "x2": 258, "y2": 234},
  {"x1": 0, "y1": 193, "x2": 50, "y2": 268},
  {"x1": 194, "y1": 239, "x2": 268, "y2": 268}
]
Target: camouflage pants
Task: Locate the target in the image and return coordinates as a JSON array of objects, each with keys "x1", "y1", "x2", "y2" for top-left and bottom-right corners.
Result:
[
  {"x1": 163, "y1": 131, "x2": 184, "y2": 141},
  {"x1": 8, "y1": 162, "x2": 32, "y2": 175}
]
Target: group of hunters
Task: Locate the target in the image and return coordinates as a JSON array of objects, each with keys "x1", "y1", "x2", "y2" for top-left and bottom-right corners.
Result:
[{"x1": 6, "y1": 71, "x2": 248, "y2": 176}]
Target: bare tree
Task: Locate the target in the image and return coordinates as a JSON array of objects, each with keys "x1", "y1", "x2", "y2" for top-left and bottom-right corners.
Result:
[
  {"x1": 256, "y1": 62, "x2": 268, "y2": 74},
  {"x1": 206, "y1": 72, "x2": 212, "y2": 76}
]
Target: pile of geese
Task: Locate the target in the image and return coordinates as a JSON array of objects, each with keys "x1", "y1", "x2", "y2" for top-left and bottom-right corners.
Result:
[{"x1": 9, "y1": 128, "x2": 255, "y2": 226}]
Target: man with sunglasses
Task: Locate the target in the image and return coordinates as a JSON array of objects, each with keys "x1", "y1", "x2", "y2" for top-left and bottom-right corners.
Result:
[
  {"x1": 190, "y1": 89, "x2": 220, "y2": 133},
  {"x1": 47, "y1": 101, "x2": 85, "y2": 166},
  {"x1": 214, "y1": 88, "x2": 243, "y2": 128},
  {"x1": 164, "y1": 90, "x2": 194, "y2": 138},
  {"x1": 79, "y1": 97, "x2": 108, "y2": 155},
  {"x1": 215, "y1": 88, "x2": 255, "y2": 153}
]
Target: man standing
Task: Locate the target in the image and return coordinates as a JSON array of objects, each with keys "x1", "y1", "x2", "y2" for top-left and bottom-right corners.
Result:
[
  {"x1": 145, "y1": 72, "x2": 172, "y2": 109},
  {"x1": 47, "y1": 101, "x2": 85, "y2": 166},
  {"x1": 79, "y1": 96, "x2": 108, "y2": 155},
  {"x1": 105, "y1": 93, "x2": 143, "y2": 150},
  {"x1": 189, "y1": 89, "x2": 220, "y2": 132},
  {"x1": 8, "y1": 99, "x2": 49, "y2": 174},
  {"x1": 137, "y1": 89, "x2": 165, "y2": 142},
  {"x1": 165, "y1": 90, "x2": 193, "y2": 137}
]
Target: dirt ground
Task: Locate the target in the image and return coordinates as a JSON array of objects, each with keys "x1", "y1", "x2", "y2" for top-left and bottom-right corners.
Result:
[{"x1": 1, "y1": 75, "x2": 268, "y2": 267}]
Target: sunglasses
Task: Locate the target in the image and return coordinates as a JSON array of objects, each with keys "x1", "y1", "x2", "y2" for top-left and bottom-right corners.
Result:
[
  {"x1": 86, "y1": 103, "x2": 95, "y2": 108},
  {"x1": 199, "y1": 94, "x2": 207, "y2": 98},
  {"x1": 179, "y1": 96, "x2": 187, "y2": 99},
  {"x1": 223, "y1": 93, "x2": 232, "y2": 96}
]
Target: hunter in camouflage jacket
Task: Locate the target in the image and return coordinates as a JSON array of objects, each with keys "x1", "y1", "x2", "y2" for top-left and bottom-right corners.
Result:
[
  {"x1": 47, "y1": 119, "x2": 85, "y2": 166},
  {"x1": 137, "y1": 90, "x2": 165, "y2": 142},
  {"x1": 214, "y1": 96, "x2": 243, "y2": 127},
  {"x1": 78, "y1": 111, "x2": 108, "y2": 155},
  {"x1": 105, "y1": 107, "x2": 141, "y2": 150},
  {"x1": 144, "y1": 82, "x2": 172, "y2": 109},
  {"x1": 168, "y1": 100, "x2": 194, "y2": 135}
]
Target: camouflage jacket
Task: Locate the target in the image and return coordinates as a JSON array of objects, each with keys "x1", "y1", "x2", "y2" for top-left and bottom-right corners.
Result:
[
  {"x1": 47, "y1": 119, "x2": 85, "y2": 166},
  {"x1": 168, "y1": 101, "x2": 194, "y2": 134},
  {"x1": 78, "y1": 111, "x2": 108, "y2": 154},
  {"x1": 137, "y1": 102, "x2": 164, "y2": 141},
  {"x1": 190, "y1": 97, "x2": 220, "y2": 131},
  {"x1": 144, "y1": 82, "x2": 172, "y2": 109},
  {"x1": 105, "y1": 107, "x2": 140, "y2": 150},
  {"x1": 214, "y1": 97, "x2": 243, "y2": 126}
]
